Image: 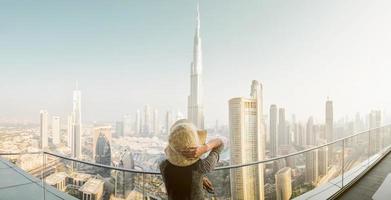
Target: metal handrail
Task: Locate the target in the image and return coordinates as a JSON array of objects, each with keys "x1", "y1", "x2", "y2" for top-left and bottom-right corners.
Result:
[{"x1": 1, "y1": 124, "x2": 390, "y2": 174}]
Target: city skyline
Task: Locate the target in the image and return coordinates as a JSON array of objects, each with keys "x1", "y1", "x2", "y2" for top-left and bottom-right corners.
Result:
[
  {"x1": 2, "y1": 1, "x2": 391, "y2": 200},
  {"x1": 1, "y1": 1, "x2": 391, "y2": 125}
]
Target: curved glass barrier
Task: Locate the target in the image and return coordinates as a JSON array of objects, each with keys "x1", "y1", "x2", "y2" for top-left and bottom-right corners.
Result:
[{"x1": 1, "y1": 125, "x2": 391, "y2": 200}]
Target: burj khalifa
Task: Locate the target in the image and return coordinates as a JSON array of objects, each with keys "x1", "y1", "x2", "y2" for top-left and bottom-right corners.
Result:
[{"x1": 187, "y1": 2, "x2": 204, "y2": 129}]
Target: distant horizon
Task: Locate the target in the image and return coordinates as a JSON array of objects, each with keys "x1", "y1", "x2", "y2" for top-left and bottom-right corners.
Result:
[{"x1": 2, "y1": 0, "x2": 391, "y2": 125}]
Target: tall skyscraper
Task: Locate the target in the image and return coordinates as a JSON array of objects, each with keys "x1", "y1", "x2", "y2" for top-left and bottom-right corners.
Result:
[
  {"x1": 325, "y1": 98, "x2": 334, "y2": 161},
  {"x1": 305, "y1": 146, "x2": 319, "y2": 186},
  {"x1": 152, "y1": 109, "x2": 159, "y2": 135},
  {"x1": 278, "y1": 108, "x2": 287, "y2": 146},
  {"x1": 92, "y1": 126, "x2": 112, "y2": 170},
  {"x1": 123, "y1": 115, "x2": 132, "y2": 136},
  {"x1": 40, "y1": 110, "x2": 49, "y2": 149},
  {"x1": 187, "y1": 3, "x2": 204, "y2": 129},
  {"x1": 165, "y1": 111, "x2": 173, "y2": 134},
  {"x1": 142, "y1": 105, "x2": 152, "y2": 136},
  {"x1": 318, "y1": 142, "x2": 328, "y2": 177},
  {"x1": 275, "y1": 167, "x2": 292, "y2": 200},
  {"x1": 354, "y1": 112, "x2": 364, "y2": 132},
  {"x1": 93, "y1": 126, "x2": 112, "y2": 160},
  {"x1": 270, "y1": 105, "x2": 278, "y2": 158},
  {"x1": 52, "y1": 116, "x2": 61, "y2": 145},
  {"x1": 291, "y1": 115, "x2": 299, "y2": 145},
  {"x1": 229, "y1": 80, "x2": 265, "y2": 200},
  {"x1": 67, "y1": 114, "x2": 73, "y2": 148},
  {"x1": 72, "y1": 84, "x2": 82, "y2": 159},
  {"x1": 306, "y1": 117, "x2": 315, "y2": 145},
  {"x1": 297, "y1": 123, "x2": 306, "y2": 147},
  {"x1": 115, "y1": 121, "x2": 124, "y2": 138},
  {"x1": 135, "y1": 109, "x2": 141, "y2": 135}
]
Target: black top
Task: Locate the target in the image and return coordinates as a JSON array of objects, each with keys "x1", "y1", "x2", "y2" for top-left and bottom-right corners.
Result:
[{"x1": 159, "y1": 144, "x2": 224, "y2": 200}]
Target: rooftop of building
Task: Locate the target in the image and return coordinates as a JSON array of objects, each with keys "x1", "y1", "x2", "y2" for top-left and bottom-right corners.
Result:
[
  {"x1": 71, "y1": 172, "x2": 91, "y2": 181},
  {"x1": 0, "y1": 157, "x2": 77, "y2": 200},
  {"x1": 78, "y1": 178, "x2": 104, "y2": 194},
  {"x1": 45, "y1": 172, "x2": 68, "y2": 185}
]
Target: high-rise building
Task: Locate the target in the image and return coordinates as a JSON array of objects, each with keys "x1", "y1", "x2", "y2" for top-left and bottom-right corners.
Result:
[
  {"x1": 325, "y1": 98, "x2": 334, "y2": 160},
  {"x1": 142, "y1": 105, "x2": 152, "y2": 135},
  {"x1": 354, "y1": 112, "x2": 365, "y2": 132},
  {"x1": 306, "y1": 117, "x2": 314, "y2": 145},
  {"x1": 93, "y1": 126, "x2": 112, "y2": 160},
  {"x1": 72, "y1": 84, "x2": 82, "y2": 158},
  {"x1": 153, "y1": 109, "x2": 159, "y2": 135},
  {"x1": 40, "y1": 110, "x2": 49, "y2": 149},
  {"x1": 278, "y1": 108, "x2": 287, "y2": 146},
  {"x1": 229, "y1": 80, "x2": 265, "y2": 200},
  {"x1": 291, "y1": 115, "x2": 302, "y2": 146},
  {"x1": 275, "y1": 167, "x2": 292, "y2": 200},
  {"x1": 318, "y1": 141, "x2": 328, "y2": 177},
  {"x1": 165, "y1": 111, "x2": 173, "y2": 134},
  {"x1": 297, "y1": 123, "x2": 306, "y2": 147},
  {"x1": 67, "y1": 114, "x2": 73, "y2": 148},
  {"x1": 187, "y1": 3, "x2": 204, "y2": 129},
  {"x1": 93, "y1": 127, "x2": 112, "y2": 177},
  {"x1": 135, "y1": 109, "x2": 141, "y2": 135},
  {"x1": 52, "y1": 116, "x2": 61, "y2": 145},
  {"x1": 114, "y1": 150, "x2": 135, "y2": 198},
  {"x1": 123, "y1": 115, "x2": 132, "y2": 136},
  {"x1": 305, "y1": 146, "x2": 319, "y2": 186},
  {"x1": 369, "y1": 110, "x2": 382, "y2": 153},
  {"x1": 270, "y1": 105, "x2": 278, "y2": 158},
  {"x1": 115, "y1": 121, "x2": 124, "y2": 138}
]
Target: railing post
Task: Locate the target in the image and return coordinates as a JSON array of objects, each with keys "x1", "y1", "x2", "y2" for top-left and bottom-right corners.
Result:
[
  {"x1": 142, "y1": 173, "x2": 146, "y2": 199},
  {"x1": 341, "y1": 140, "x2": 345, "y2": 187},
  {"x1": 368, "y1": 130, "x2": 371, "y2": 166},
  {"x1": 42, "y1": 152, "x2": 46, "y2": 200}
]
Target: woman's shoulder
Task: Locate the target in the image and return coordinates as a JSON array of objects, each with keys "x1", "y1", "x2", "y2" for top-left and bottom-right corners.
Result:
[{"x1": 159, "y1": 159, "x2": 169, "y2": 172}]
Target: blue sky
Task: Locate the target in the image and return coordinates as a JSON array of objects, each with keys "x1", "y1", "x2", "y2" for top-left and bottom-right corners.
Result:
[{"x1": 1, "y1": 0, "x2": 391, "y2": 125}]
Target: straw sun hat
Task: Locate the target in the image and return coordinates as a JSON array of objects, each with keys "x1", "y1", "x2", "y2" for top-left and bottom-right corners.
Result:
[{"x1": 165, "y1": 119, "x2": 206, "y2": 167}]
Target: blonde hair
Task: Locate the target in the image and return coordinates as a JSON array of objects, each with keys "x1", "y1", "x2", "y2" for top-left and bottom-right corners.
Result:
[{"x1": 165, "y1": 120, "x2": 201, "y2": 166}]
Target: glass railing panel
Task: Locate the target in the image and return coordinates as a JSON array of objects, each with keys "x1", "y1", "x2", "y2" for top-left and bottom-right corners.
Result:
[
  {"x1": 260, "y1": 141, "x2": 342, "y2": 199},
  {"x1": 368, "y1": 128, "x2": 382, "y2": 158},
  {"x1": 280, "y1": 153, "x2": 306, "y2": 199},
  {"x1": 206, "y1": 164, "x2": 231, "y2": 199},
  {"x1": 42, "y1": 154, "x2": 125, "y2": 200},
  {"x1": 385, "y1": 126, "x2": 391, "y2": 149},
  {"x1": 0, "y1": 152, "x2": 45, "y2": 179},
  {"x1": 380, "y1": 126, "x2": 391, "y2": 152},
  {"x1": 320, "y1": 141, "x2": 343, "y2": 189},
  {"x1": 141, "y1": 173, "x2": 167, "y2": 200},
  {"x1": 118, "y1": 170, "x2": 145, "y2": 200},
  {"x1": 342, "y1": 131, "x2": 370, "y2": 185}
]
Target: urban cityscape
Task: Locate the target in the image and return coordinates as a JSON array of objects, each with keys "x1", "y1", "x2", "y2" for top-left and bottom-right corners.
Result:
[{"x1": 1, "y1": 1, "x2": 391, "y2": 200}]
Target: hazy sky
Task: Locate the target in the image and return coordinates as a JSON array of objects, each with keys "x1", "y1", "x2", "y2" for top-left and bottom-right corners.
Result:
[{"x1": 1, "y1": 0, "x2": 391, "y2": 126}]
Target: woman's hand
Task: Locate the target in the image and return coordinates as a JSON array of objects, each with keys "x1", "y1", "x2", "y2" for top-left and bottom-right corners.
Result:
[
  {"x1": 203, "y1": 176, "x2": 215, "y2": 194},
  {"x1": 181, "y1": 145, "x2": 207, "y2": 158}
]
